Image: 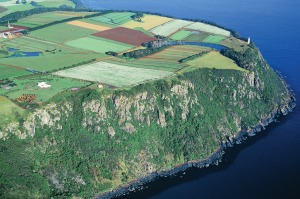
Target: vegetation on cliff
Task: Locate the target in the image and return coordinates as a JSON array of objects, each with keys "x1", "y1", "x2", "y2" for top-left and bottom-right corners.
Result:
[{"x1": 0, "y1": 44, "x2": 292, "y2": 198}]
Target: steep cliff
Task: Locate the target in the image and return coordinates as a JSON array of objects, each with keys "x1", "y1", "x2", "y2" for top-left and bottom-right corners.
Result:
[{"x1": 0, "y1": 46, "x2": 295, "y2": 198}]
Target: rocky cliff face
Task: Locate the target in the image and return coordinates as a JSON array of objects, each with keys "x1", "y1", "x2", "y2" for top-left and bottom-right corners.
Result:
[{"x1": 0, "y1": 46, "x2": 295, "y2": 198}]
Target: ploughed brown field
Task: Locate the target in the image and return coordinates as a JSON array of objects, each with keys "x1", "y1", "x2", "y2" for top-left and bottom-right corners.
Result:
[{"x1": 93, "y1": 27, "x2": 157, "y2": 46}]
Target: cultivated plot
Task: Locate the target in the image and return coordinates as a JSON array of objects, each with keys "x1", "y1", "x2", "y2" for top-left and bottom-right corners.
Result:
[
  {"x1": 147, "y1": 45, "x2": 210, "y2": 60},
  {"x1": 90, "y1": 12, "x2": 134, "y2": 25},
  {"x1": 0, "y1": 96, "x2": 24, "y2": 126},
  {"x1": 54, "y1": 62, "x2": 173, "y2": 87},
  {"x1": 0, "y1": 65, "x2": 30, "y2": 79},
  {"x1": 170, "y1": 30, "x2": 192, "y2": 40},
  {"x1": 184, "y1": 32, "x2": 211, "y2": 42},
  {"x1": 67, "y1": 20, "x2": 111, "y2": 31},
  {"x1": 0, "y1": 36, "x2": 82, "y2": 53},
  {"x1": 106, "y1": 45, "x2": 210, "y2": 72},
  {"x1": 0, "y1": 0, "x2": 75, "y2": 17},
  {"x1": 92, "y1": 27, "x2": 156, "y2": 46},
  {"x1": 105, "y1": 58, "x2": 181, "y2": 72},
  {"x1": 150, "y1": 19, "x2": 193, "y2": 36},
  {"x1": 12, "y1": 11, "x2": 89, "y2": 28},
  {"x1": 29, "y1": 23, "x2": 98, "y2": 43},
  {"x1": 186, "y1": 51, "x2": 247, "y2": 72},
  {"x1": 203, "y1": 35, "x2": 226, "y2": 43},
  {"x1": 0, "y1": 53, "x2": 107, "y2": 71},
  {"x1": 185, "y1": 22, "x2": 230, "y2": 37},
  {"x1": 65, "y1": 36, "x2": 134, "y2": 53},
  {"x1": 0, "y1": 75, "x2": 89, "y2": 102},
  {"x1": 121, "y1": 14, "x2": 172, "y2": 30},
  {"x1": 219, "y1": 37, "x2": 248, "y2": 52}
]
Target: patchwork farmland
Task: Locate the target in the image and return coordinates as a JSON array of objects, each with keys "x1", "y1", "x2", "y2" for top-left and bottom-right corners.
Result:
[
  {"x1": 92, "y1": 27, "x2": 157, "y2": 46},
  {"x1": 0, "y1": 10, "x2": 248, "y2": 108}
]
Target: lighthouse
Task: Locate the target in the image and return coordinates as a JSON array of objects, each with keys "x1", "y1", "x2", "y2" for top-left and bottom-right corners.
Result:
[
  {"x1": 247, "y1": 37, "x2": 251, "y2": 45},
  {"x1": 7, "y1": 21, "x2": 13, "y2": 29}
]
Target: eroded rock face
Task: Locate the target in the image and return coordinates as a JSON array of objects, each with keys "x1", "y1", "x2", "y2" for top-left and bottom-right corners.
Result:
[
  {"x1": 0, "y1": 51, "x2": 294, "y2": 198},
  {"x1": 0, "y1": 80, "x2": 196, "y2": 140}
]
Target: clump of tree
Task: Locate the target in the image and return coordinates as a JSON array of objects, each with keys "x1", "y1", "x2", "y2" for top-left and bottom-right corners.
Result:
[
  {"x1": 0, "y1": 49, "x2": 9, "y2": 55},
  {"x1": 122, "y1": 45, "x2": 169, "y2": 59},
  {"x1": 143, "y1": 39, "x2": 169, "y2": 48},
  {"x1": 30, "y1": 1, "x2": 39, "y2": 7},
  {"x1": 131, "y1": 12, "x2": 144, "y2": 22},
  {"x1": 105, "y1": 51, "x2": 118, "y2": 57},
  {"x1": 178, "y1": 51, "x2": 208, "y2": 63},
  {"x1": 154, "y1": 35, "x2": 167, "y2": 40}
]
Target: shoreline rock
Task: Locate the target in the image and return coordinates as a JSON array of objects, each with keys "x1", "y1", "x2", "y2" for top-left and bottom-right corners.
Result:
[{"x1": 96, "y1": 95, "x2": 296, "y2": 199}]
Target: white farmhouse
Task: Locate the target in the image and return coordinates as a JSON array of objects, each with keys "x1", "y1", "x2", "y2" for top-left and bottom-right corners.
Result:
[{"x1": 38, "y1": 82, "x2": 51, "y2": 89}]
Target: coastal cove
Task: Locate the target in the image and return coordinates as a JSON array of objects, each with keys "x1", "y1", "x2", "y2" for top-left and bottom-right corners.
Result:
[{"x1": 81, "y1": 0, "x2": 300, "y2": 199}]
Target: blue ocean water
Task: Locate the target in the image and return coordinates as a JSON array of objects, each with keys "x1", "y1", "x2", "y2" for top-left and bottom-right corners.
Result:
[{"x1": 82, "y1": 1, "x2": 300, "y2": 198}]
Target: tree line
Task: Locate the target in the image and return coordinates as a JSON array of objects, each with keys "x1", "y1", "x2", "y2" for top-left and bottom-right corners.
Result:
[{"x1": 178, "y1": 51, "x2": 209, "y2": 63}]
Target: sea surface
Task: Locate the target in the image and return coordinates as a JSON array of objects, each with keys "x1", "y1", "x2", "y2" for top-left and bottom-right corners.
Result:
[{"x1": 82, "y1": 1, "x2": 300, "y2": 198}]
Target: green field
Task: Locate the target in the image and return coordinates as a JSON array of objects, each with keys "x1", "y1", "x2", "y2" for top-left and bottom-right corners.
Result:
[
  {"x1": 54, "y1": 61, "x2": 173, "y2": 87},
  {"x1": 90, "y1": 12, "x2": 134, "y2": 25},
  {"x1": 105, "y1": 45, "x2": 210, "y2": 72},
  {"x1": 65, "y1": 36, "x2": 134, "y2": 53},
  {"x1": 185, "y1": 22, "x2": 230, "y2": 37},
  {"x1": 0, "y1": 75, "x2": 90, "y2": 103},
  {"x1": 0, "y1": 0, "x2": 75, "y2": 17},
  {"x1": 219, "y1": 37, "x2": 248, "y2": 52},
  {"x1": 150, "y1": 19, "x2": 193, "y2": 36},
  {"x1": 0, "y1": 25, "x2": 8, "y2": 31},
  {"x1": 0, "y1": 65, "x2": 30, "y2": 79},
  {"x1": 106, "y1": 58, "x2": 182, "y2": 72},
  {"x1": 12, "y1": 11, "x2": 92, "y2": 28},
  {"x1": 78, "y1": 18, "x2": 117, "y2": 28},
  {"x1": 203, "y1": 35, "x2": 226, "y2": 43},
  {"x1": 0, "y1": 96, "x2": 25, "y2": 127},
  {"x1": 185, "y1": 51, "x2": 248, "y2": 72},
  {"x1": 0, "y1": 53, "x2": 107, "y2": 71},
  {"x1": 148, "y1": 45, "x2": 210, "y2": 60},
  {"x1": 133, "y1": 27, "x2": 154, "y2": 37},
  {"x1": 29, "y1": 23, "x2": 98, "y2": 43},
  {"x1": 184, "y1": 32, "x2": 211, "y2": 42},
  {"x1": 170, "y1": 30, "x2": 192, "y2": 40},
  {"x1": 0, "y1": 36, "x2": 83, "y2": 54}
]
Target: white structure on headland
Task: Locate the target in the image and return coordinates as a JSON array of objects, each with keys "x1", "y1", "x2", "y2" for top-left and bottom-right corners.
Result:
[
  {"x1": 247, "y1": 37, "x2": 251, "y2": 45},
  {"x1": 7, "y1": 21, "x2": 13, "y2": 29},
  {"x1": 38, "y1": 82, "x2": 51, "y2": 89}
]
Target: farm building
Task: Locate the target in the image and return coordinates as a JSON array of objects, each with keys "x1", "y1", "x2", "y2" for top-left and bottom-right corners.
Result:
[{"x1": 38, "y1": 82, "x2": 51, "y2": 89}]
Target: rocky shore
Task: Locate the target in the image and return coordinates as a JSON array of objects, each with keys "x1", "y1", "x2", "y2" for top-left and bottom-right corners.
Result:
[{"x1": 97, "y1": 92, "x2": 296, "y2": 199}]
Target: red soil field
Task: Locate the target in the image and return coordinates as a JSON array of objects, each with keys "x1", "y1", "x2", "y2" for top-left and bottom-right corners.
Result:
[{"x1": 93, "y1": 27, "x2": 157, "y2": 46}]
